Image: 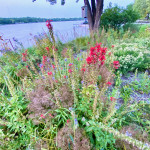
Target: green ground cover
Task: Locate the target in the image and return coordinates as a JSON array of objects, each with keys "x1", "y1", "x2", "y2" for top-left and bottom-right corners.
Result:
[{"x1": 0, "y1": 23, "x2": 150, "y2": 150}]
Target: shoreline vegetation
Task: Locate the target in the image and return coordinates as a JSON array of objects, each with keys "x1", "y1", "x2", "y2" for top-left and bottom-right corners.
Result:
[{"x1": 0, "y1": 17, "x2": 84, "y2": 25}]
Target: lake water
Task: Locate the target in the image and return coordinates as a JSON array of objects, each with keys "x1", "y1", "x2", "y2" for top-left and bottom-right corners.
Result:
[{"x1": 0, "y1": 20, "x2": 89, "y2": 52}]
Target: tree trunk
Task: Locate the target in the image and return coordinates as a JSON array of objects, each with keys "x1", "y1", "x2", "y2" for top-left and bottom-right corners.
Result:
[{"x1": 84, "y1": 0, "x2": 104, "y2": 32}]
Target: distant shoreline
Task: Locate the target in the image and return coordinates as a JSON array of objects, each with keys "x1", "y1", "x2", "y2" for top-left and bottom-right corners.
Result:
[{"x1": 0, "y1": 17, "x2": 84, "y2": 25}]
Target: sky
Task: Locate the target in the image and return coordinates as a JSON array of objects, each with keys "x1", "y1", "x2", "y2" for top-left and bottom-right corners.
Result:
[{"x1": 0, "y1": 0, "x2": 135, "y2": 18}]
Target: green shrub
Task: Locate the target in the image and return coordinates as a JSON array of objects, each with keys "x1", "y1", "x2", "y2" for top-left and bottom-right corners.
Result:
[{"x1": 101, "y1": 4, "x2": 139, "y2": 31}]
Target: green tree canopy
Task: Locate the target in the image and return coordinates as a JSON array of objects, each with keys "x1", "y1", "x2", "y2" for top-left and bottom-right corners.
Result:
[
  {"x1": 101, "y1": 4, "x2": 139, "y2": 31},
  {"x1": 133, "y1": 0, "x2": 150, "y2": 18}
]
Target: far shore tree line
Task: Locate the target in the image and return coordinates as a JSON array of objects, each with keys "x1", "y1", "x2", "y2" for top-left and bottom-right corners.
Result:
[{"x1": 0, "y1": 17, "x2": 83, "y2": 25}]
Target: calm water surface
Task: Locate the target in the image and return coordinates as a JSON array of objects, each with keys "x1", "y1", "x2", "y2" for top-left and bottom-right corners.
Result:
[{"x1": 0, "y1": 21, "x2": 89, "y2": 51}]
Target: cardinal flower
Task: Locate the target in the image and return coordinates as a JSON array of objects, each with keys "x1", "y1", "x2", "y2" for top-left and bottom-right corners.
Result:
[
  {"x1": 48, "y1": 72, "x2": 52, "y2": 75},
  {"x1": 113, "y1": 61, "x2": 120, "y2": 69},
  {"x1": 45, "y1": 47, "x2": 49, "y2": 52},
  {"x1": 110, "y1": 97, "x2": 116, "y2": 101},
  {"x1": 106, "y1": 82, "x2": 112, "y2": 86},
  {"x1": 68, "y1": 69, "x2": 73, "y2": 73}
]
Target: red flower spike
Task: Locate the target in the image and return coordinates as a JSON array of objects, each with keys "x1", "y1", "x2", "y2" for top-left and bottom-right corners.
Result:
[
  {"x1": 81, "y1": 68, "x2": 86, "y2": 72},
  {"x1": 110, "y1": 97, "x2": 116, "y2": 101},
  {"x1": 52, "y1": 65, "x2": 55, "y2": 69},
  {"x1": 45, "y1": 47, "x2": 49, "y2": 51},
  {"x1": 86, "y1": 56, "x2": 93, "y2": 64},
  {"x1": 106, "y1": 82, "x2": 112, "y2": 86},
  {"x1": 64, "y1": 75, "x2": 66, "y2": 79},
  {"x1": 112, "y1": 45, "x2": 115, "y2": 48},
  {"x1": 108, "y1": 52, "x2": 111, "y2": 56},
  {"x1": 113, "y1": 61, "x2": 120, "y2": 69},
  {"x1": 48, "y1": 72, "x2": 52, "y2": 75},
  {"x1": 68, "y1": 69, "x2": 73, "y2": 73},
  {"x1": 46, "y1": 20, "x2": 53, "y2": 30},
  {"x1": 86, "y1": 43, "x2": 107, "y2": 65},
  {"x1": 67, "y1": 119, "x2": 70, "y2": 123},
  {"x1": 69, "y1": 63, "x2": 73, "y2": 66}
]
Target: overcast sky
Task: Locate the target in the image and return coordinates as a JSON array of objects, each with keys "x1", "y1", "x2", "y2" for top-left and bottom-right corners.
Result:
[{"x1": 0, "y1": 0, "x2": 135, "y2": 18}]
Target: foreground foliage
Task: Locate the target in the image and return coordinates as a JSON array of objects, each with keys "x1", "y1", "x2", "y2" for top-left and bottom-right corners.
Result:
[{"x1": 0, "y1": 21, "x2": 150, "y2": 150}]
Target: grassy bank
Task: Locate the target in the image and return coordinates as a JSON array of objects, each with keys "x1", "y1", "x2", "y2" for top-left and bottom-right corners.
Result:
[{"x1": 0, "y1": 23, "x2": 150, "y2": 150}]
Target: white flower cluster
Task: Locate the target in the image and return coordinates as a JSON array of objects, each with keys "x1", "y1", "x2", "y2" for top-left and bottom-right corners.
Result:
[
  {"x1": 112, "y1": 37, "x2": 149, "y2": 72},
  {"x1": 117, "y1": 52, "x2": 144, "y2": 70}
]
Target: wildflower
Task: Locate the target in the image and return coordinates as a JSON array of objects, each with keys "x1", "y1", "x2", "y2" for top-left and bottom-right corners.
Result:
[
  {"x1": 67, "y1": 119, "x2": 70, "y2": 123},
  {"x1": 83, "y1": 64, "x2": 86, "y2": 67},
  {"x1": 86, "y1": 56, "x2": 93, "y2": 64},
  {"x1": 69, "y1": 107, "x2": 73, "y2": 111},
  {"x1": 26, "y1": 66, "x2": 28, "y2": 68},
  {"x1": 112, "y1": 45, "x2": 115, "y2": 48},
  {"x1": 48, "y1": 72, "x2": 52, "y2": 75},
  {"x1": 64, "y1": 58, "x2": 67, "y2": 61},
  {"x1": 45, "y1": 47, "x2": 49, "y2": 51},
  {"x1": 42, "y1": 55, "x2": 46, "y2": 65},
  {"x1": 22, "y1": 57, "x2": 27, "y2": 61},
  {"x1": 69, "y1": 63, "x2": 73, "y2": 66},
  {"x1": 55, "y1": 80, "x2": 58, "y2": 83},
  {"x1": 46, "y1": 20, "x2": 53, "y2": 30},
  {"x1": 49, "y1": 114, "x2": 54, "y2": 118},
  {"x1": 52, "y1": 64, "x2": 55, "y2": 69},
  {"x1": 68, "y1": 69, "x2": 73, "y2": 73},
  {"x1": 108, "y1": 52, "x2": 111, "y2": 56},
  {"x1": 81, "y1": 81, "x2": 84, "y2": 84},
  {"x1": 110, "y1": 97, "x2": 116, "y2": 101},
  {"x1": 106, "y1": 82, "x2": 112, "y2": 86},
  {"x1": 81, "y1": 68, "x2": 86, "y2": 72},
  {"x1": 22, "y1": 52, "x2": 27, "y2": 62},
  {"x1": 88, "y1": 42, "x2": 90, "y2": 44},
  {"x1": 40, "y1": 114, "x2": 45, "y2": 119},
  {"x1": 78, "y1": 58, "x2": 79, "y2": 61},
  {"x1": 86, "y1": 122, "x2": 90, "y2": 126},
  {"x1": 64, "y1": 75, "x2": 66, "y2": 79},
  {"x1": 101, "y1": 61, "x2": 105, "y2": 65},
  {"x1": 113, "y1": 61, "x2": 120, "y2": 69},
  {"x1": 82, "y1": 117, "x2": 86, "y2": 122},
  {"x1": 52, "y1": 77, "x2": 55, "y2": 80},
  {"x1": 74, "y1": 118, "x2": 78, "y2": 125},
  {"x1": 39, "y1": 64, "x2": 43, "y2": 68},
  {"x1": 125, "y1": 131, "x2": 132, "y2": 137}
]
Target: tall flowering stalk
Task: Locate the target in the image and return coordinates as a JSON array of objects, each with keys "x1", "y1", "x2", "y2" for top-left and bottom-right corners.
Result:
[{"x1": 46, "y1": 20, "x2": 55, "y2": 44}]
